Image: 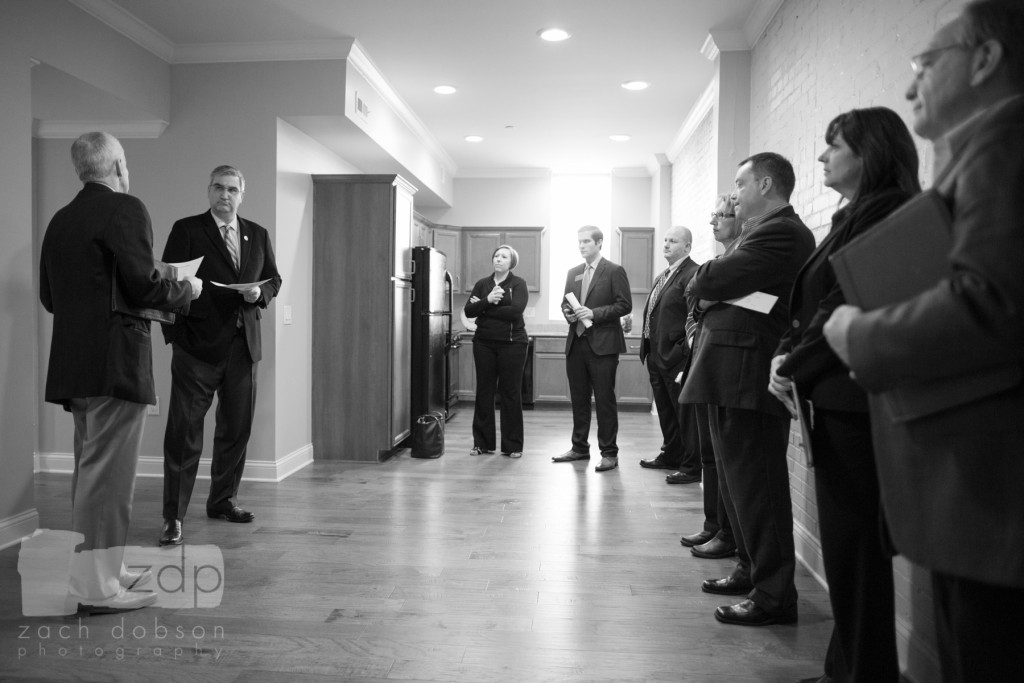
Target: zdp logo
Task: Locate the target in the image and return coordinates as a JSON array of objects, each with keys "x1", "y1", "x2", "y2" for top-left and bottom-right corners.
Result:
[{"x1": 18, "y1": 530, "x2": 224, "y2": 616}]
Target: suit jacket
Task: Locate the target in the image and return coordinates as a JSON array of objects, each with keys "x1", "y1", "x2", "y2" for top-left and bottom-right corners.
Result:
[
  {"x1": 847, "y1": 95, "x2": 1024, "y2": 588},
  {"x1": 775, "y1": 190, "x2": 912, "y2": 412},
  {"x1": 679, "y1": 206, "x2": 814, "y2": 416},
  {"x1": 560, "y1": 257, "x2": 632, "y2": 356},
  {"x1": 640, "y1": 256, "x2": 699, "y2": 376},
  {"x1": 39, "y1": 183, "x2": 193, "y2": 406},
  {"x1": 161, "y1": 210, "x2": 282, "y2": 364}
]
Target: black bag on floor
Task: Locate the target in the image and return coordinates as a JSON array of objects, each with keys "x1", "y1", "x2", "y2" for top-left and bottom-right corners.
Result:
[{"x1": 411, "y1": 412, "x2": 445, "y2": 458}]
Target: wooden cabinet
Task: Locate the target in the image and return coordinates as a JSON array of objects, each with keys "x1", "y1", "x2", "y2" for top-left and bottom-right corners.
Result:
[
  {"x1": 312, "y1": 174, "x2": 417, "y2": 462},
  {"x1": 616, "y1": 338, "x2": 654, "y2": 404},
  {"x1": 463, "y1": 227, "x2": 543, "y2": 293},
  {"x1": 533, "y1": 336, "x2": 571, "y2": 403},
  {"x1": 456, "y1": 336, "x2": 476, "y2": 399},
  {"x1": 618, "y1": 227, "x2": 655, "y2": 294},
  {"x1": 432, "y1": 227, "x2": 462, "y2": 291}
]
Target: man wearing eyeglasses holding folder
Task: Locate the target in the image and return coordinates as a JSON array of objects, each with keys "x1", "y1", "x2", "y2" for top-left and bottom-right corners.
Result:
[
  {"x1": 824, "y1": 1, "x2": 1024, "y2": 679},
  {"x1": 159, "y1": 165, "x2": 282, "y2": 546}
]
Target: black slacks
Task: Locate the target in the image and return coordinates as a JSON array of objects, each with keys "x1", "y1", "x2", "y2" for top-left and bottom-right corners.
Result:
[
  {"x1": 709, "y1": 405, "x2": 796, "y2": 612},
  {"x1": 691, "y1": 403, "x2": 732, "y2": 540},
  {"x1": 647, "y1": 362, "x2": 698, "y2": 474},
  {"x1": 163, "y1": 334, "x2": 256, "y2": 520},
  {"x1": 472, "y1": 338, "x2": 529, "y2": 453},
  {"x1": 565, "y1": 337, "x2": 619, "y2": 456},
  {"x1": 811, "y1": 408, "x2": 898, "y2": 682}
]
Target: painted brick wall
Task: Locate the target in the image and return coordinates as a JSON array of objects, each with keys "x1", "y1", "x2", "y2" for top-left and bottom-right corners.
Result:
[{"x1": 669, "y1": 1, "x2": 954, "y2": 680}]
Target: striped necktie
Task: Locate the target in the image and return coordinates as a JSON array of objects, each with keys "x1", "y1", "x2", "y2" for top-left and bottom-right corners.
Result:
[
  {"x1": 576, "y1": 265, "x2": 593, "y2": 337},
  {"x1": 222, "y1": 224, "x2": 240, "y2": 271},
  {"x1": 643, "y1": 268, "x2": 671, "y2": 339}
]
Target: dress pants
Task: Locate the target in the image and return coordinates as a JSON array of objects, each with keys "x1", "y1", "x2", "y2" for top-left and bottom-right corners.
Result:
[
  {"x1": 811, "y1": 408, "x2": 898, "y2": 682},
  {"x1": 472, "y1": 338, "x2": 529, "y2": 453},
  {"x1": 691, "y1": 403, "x2": 732, "y2": 540},
  {"x1": 647, "y1": 362, "x2": 698, "y2": 475},
  {"x1": 163, "y1": 334, "x2": 256, "y2": 521},
  {"x1": 709, "y1": 405, "x2": 797, "y2": 612},
  {"x1": 932, "y1": 571, "x2": 1024, "y2": 682},
  {"x1": 565, "y1": 336, "x2": 620, "y2": 456},
  {"x1": 68, "y1": 396, "x2": 146, "y2": 600}
]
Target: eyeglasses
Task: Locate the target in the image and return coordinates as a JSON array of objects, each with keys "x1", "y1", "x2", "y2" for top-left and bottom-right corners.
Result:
[
  {"x1": 910, "y1": 44, "x2": 970, "y2": 75},
  {"x1": 209, "y1": 183, "x2": 242, "y2": 196},
  {"x1": 711, "y1": 212, "x2": 736, "y2": 219}
]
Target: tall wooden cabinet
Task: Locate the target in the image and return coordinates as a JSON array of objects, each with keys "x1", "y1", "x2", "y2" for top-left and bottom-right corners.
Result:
[
  {"x1": 312, "y1": 174, "x2": 417, "y2": 462},
  {"x1": 462, "y1": 227, "x2": 543, "y2": 292}
]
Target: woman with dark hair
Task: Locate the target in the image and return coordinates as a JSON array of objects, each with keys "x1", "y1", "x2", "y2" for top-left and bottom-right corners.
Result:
[
  {"x1": 464, "y1": 245, "x2": 530, "y2": 458},
  {"x1": 769, "y1": 106, "x2": 920, "y2": 683}
]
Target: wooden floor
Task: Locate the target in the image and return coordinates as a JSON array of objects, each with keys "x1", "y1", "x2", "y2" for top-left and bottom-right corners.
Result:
[{"x1": 0, "y1": 405, "x2": 833, "y2": 682}]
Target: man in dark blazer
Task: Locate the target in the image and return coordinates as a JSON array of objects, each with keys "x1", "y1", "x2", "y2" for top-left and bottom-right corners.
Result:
[
  {"x1": 825, "y1": 2, "x2": 1024, "y2": 677},
  {"x1": 40, "y1": 132, "x2": 199, "y2": 612},
  {"x1": 553, "y1": 226, "x2": 632, "y2": 472},
  {"x1": 638, "y1": 226, "x2": 700, "y2": 482},
  {"x1": 681, "y1": 153, "x2": 814, "y2": 626},
  {"x1": 159, "y1": 165, "x2": 282, "y2": 546}
]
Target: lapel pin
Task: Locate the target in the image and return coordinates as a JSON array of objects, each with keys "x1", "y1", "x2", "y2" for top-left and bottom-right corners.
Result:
[{"x1": 243, "y1": 235, "x2": 249, "y2": 241}]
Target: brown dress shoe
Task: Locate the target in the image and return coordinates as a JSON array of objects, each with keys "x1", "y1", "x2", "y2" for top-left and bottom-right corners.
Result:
[
  {"x1": 552, "y1": 451, "x2": 590, "y2": 462},
  {"x1": 700, "y1": 575, "x2": 754, "y2": 595},
  {"x1": 714, "y1": 598, "x2": 797, "y2": 626},
  {"x1": 666, "y1": 471, "x2": 701, "y2": 484},
  {"x1": 595, "y1": 456, "x2": 618, "y2": 472},
  {"x1": 691, "y1": 536, "x2": 737, "y2": 559},
  {"x1": 679, "y1": 530, "x2": 715, "y2": 547},
  {"x1": 639, "y1": 456, "x2": 676, "y2": 469}
]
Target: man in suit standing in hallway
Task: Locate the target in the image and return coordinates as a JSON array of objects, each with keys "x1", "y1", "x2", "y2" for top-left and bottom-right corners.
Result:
[
  {"x1": 553, "y1": 226, "x2": 632, "y2": 472},
  {"x1": 637, "y1": 226, "x2": 700, "y2": 483},
  {"x1": 40, "y1": 132, "x2": 201, "y2": 612},
  {"x1": 824, "y1": 1, "x2": 1024, "y2": 677},
  {"x1": 681, "y1": 153, "x2": 814, "y2": 626},
  {"x1": 159, "y1": 165, "x2": 282, "y2": 546}
]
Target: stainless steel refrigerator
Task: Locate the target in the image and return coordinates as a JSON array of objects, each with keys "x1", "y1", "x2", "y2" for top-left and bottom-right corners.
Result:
[{"x1": 411, "y1": 246, "x2": 453, "y2": 422}]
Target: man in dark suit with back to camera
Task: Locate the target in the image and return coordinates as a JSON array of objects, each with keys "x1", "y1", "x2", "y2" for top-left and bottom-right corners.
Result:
[
  {"x1": 824, "y1": 1, "x2": 1024, "y2": 678},
  {"x1": 159, "y1": 165, "x2": 282, "y2": 546},
  {"x1": 681, "y1": 153, "x2": 814, "y2": 626},
  {"x1": 40, "y1": 132, "x2": 201, "y2": 612},
  {"x1": 638, "y1": 226, "x2": 701, "y2": 483},
  {"x1": 553, "y1": 226, "x2": 632, "y2": 472}
]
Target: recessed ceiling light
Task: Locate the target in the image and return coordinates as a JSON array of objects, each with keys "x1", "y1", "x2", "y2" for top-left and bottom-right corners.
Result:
[
  {"x1": 609, "y1": 134, "x2": 631, "y2": 142},
  {"x1": 465, "y1": 135, "x2": 483, "y2": 143},
  {"x1": 621, "y1": 80, "x2": 650, "y2": 91},
  {"x1": 537, "y1": 28, "x2": 571, "y2": 42},
  {"x1": 433, "y1": 85, "x2": 457, "y2": 95}
]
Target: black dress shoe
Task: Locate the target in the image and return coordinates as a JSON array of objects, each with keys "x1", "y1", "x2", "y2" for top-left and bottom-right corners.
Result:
[
  {"x1": 701, "y1": 575, "x2": 754, "y2": 595},
  {"x1": 666, "y1": 471, "x2": 701, "y2": 484},
  {"x1": 691, "y1": 536, "x2": 737, "y2": 559},
  {"x1": 639, "y1": 456, "x2": 676, "y2": 469},
  {"x1": 679, "y1": 530, "x2": 715, "y2": 547},
  {"x1": 552, "y1": 451, "x2": 590, "y2": 462},
  {"x1": 796, "y1": 676, "x2": 831, "y2": 683},
  {"x1": 207, "y1": 506, "x2": 255, "y2": 523},
  {"x1": 159, "y1": 519, "x2": 183, "y2": 546},
  {"x1": 714, "y1": 598, "x2": 797, "y2": 626}
]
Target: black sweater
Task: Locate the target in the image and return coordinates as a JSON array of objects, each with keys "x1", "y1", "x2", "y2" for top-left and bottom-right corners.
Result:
[{"x1": 464, "y1": 273, "x2": 529, "y2": 343}]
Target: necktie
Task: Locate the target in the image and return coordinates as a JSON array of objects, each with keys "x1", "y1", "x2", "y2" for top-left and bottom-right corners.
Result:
[
  {"x1": 643, "y1": 268, "x2": 671, "y2": 339},
  {"x1": 576, "y1": 265, "x2": 593, "y2": 337},
  {"x1": 222, "y1": 224, "x2": 240, "y2": 271}
]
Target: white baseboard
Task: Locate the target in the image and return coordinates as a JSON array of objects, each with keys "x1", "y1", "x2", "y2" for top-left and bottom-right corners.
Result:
[
  {"x1": 793, "y1": 518, "x2": 828, "y2": 590},
  {"x1": 0, "y1": 508, "x2": 40, "y2": 551},
  {"x1": 34, "y1": 443, "x2": 314, "y2": 483}
]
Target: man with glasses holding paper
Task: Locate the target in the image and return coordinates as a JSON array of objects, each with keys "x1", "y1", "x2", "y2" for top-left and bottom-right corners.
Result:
[{"x1": 158, "y1": 165, "x2": 282, "y2": 546}]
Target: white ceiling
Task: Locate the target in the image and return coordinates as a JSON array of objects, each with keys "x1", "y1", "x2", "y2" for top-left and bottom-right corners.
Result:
[{"x1": 80, "y1": 0, "x2": 772, "y2": 176}]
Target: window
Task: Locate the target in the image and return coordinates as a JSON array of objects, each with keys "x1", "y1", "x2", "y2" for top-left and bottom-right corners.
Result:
[{"x1": 547, "y1": 174, "x2": 611, "y2": 319}]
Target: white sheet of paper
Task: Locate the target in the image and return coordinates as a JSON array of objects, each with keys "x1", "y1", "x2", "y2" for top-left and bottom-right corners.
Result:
[
  {"x1": 211, "y1": 278, "x2": 272, "y2": 291},
  {"x1": 167, "y1": 256, "x2": 203, "y2": 279},
  {"x1": 564, "y1": 292, "x2": 593, "y2": 328},
  {"x1": 724, "y1": 291, "x2": 778, "y2": 314}
]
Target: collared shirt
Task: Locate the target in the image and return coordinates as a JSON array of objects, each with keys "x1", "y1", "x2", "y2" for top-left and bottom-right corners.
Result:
[{"x1": 740, "y1": 203, "x2": 792, "y2": 236}]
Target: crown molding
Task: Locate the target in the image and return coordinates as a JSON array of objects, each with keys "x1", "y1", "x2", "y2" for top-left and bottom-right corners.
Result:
[
  {"x1": 745, "y1": 0, "x2": 785, "y2": 48},
  {"x1": 667, "y1": 77, "x2": 717, "y2": 161},
  {"x1": 33, "y1": 119, "x2": 169, "y2": 139},
  {"x1": 173, "y1": 38, "x2": 356, "y2": 64},
  {"x1": 67, "y1": 0, "x2": 175, "y2": 62}
]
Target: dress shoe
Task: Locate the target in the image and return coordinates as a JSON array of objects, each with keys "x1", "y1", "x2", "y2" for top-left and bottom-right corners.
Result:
[
  {"x1": 666, "y1": 471, "x2": 701, "y2": 484},
  {"x1": 207, "y1": 506, "x2": 255, "y2": 523},
  {"x1": 714, "y1": 598, "x2": 797, "y2": 626},
  {"x1": 796, "y1": 676, "x2": 831, "y2": 683},
  {"x1": 639, "y1": 456, "x2": 675, "y2": 469},
  {"x1": 78, "y1": 588, "x2": 157, "y2": 615},
  {"x1": 159, "y1": 519, "x2": 183, "y2": 546},
  {"x1": 701, "y1": 575, "x2": 754, "y2": 595},
  {"x1": 552, "y1": 450, "x2": 590, "y2": 462},
  {"x1": 119, "y1": 568, "x2": 153, "y2": 590},
  {"x1": 595, "y1": 456, "x2": 618, "y2": 472},
  {"x1": 679, "y1": 530, "x2": 715, "y2": 547},
  {"x1": 691, "y1": 537, "x2": 737, "y2": 559}
]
